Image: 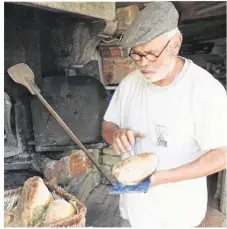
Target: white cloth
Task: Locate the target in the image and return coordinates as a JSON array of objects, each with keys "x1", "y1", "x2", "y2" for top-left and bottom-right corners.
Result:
[{"x1": 104, "y1": 58, "x2": 227, "y2": 227}]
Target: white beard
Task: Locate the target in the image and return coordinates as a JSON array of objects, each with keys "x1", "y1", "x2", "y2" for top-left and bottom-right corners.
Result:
[{"x1": 141, "y1": 57, "x2": 177, "y2": 84}]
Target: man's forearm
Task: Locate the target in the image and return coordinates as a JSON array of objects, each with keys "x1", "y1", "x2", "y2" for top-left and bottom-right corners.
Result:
[
  {"x1": 152, "y1": 146, "x2": 227, "y2": 186},
  {"x1": 101, "y1": 121, "x2": 119, "y2": 145}
]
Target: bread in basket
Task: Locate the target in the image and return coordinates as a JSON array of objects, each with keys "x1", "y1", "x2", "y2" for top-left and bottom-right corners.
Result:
[{"x1": 4, "y1": 176, "x2": 86, "y2": 227}]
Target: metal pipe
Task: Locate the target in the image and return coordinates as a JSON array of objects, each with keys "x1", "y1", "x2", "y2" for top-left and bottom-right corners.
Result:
[{"x1": 195, "y1": 2, "x2": 226, "y2": 15}]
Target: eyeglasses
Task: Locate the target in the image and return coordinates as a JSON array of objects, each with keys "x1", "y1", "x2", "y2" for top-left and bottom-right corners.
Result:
[{"x1": 129, "y1": 39, "x2": 171, "y2": 62}]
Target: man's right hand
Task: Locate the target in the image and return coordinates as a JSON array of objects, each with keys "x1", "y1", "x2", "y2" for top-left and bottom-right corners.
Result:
[{"x1": 112, "y1": 129, "x2": 145, "y2": 154}]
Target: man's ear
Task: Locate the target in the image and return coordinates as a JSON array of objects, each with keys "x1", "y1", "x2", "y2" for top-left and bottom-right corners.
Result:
[{"x1": 169, "y1": 35, "x2": 182, "y2": 55}]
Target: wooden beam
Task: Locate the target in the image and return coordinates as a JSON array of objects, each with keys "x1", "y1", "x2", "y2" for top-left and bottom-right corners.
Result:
[{"x1": 15, "y1": 2, "x2": 116, "y2": 21}]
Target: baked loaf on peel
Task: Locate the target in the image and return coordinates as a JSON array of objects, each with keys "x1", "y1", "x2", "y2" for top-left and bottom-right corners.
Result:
[{"x1": 112, "y1": 152, "x2": 158, "y2": 185}]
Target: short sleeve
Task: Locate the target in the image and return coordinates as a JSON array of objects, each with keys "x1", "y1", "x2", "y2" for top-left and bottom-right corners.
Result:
[
  {"x1": 103, "y1": 85, "x2": 122, "y2": 127},
  {"x1": 194, "y1": 79, "x2": 227, "y2": 152}
]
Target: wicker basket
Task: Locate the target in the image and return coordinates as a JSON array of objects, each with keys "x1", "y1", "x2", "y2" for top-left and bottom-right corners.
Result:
[{"x1": 4, "y1": 181, "x2": 87, "y2": 227}]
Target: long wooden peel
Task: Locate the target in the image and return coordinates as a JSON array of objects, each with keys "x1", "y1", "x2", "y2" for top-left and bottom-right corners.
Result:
[{"x1": 7, "y1": 63, "x2": 114, "y2": 186}]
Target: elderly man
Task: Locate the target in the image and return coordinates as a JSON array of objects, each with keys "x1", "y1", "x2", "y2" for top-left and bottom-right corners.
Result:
[{"x1": 102, "y1": 1, "x2": 227, "y2": 228}]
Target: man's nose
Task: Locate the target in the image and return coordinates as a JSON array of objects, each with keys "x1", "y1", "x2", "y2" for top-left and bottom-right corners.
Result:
[{"x1": 139, "y1": 56, "x2": 151, "y2": 67}]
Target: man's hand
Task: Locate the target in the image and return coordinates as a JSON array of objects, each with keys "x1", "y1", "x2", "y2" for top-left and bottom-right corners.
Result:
[
  {"x1": 112, "y1": 129, "x2": 145, "y2": 154},
  {"x1": 101, "y1": 121, "x2": 145, "y2": 155}
]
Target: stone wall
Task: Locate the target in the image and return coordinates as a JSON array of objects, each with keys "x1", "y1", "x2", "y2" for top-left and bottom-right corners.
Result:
[
  {"x1": 99, "y1": 47, "x2": 137, "y2": 85},
  {"x1": 32, "y1": 147, "x2": 120, "y2": 203},
  {"x1": 100, "y1": 147, "x2": 121, "y2": 185},
  {"x1": 97, "y1": 4, "x2": 140, "y2": 85}
]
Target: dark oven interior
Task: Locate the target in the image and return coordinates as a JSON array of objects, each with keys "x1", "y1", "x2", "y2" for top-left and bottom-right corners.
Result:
[{"x1": 4, "y1": 3, "x2": 109, "y2": 159}]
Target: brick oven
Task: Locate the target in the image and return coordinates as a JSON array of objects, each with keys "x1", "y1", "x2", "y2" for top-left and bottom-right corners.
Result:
[{"x1": 4, "y1": 2, "x2": 120, "y2": 202}]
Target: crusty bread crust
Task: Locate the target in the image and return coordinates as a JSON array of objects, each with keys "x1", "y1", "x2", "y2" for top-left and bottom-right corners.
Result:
[
  {"x1": 39, "y1": 199, "x2": 76, "y2": 225},
  {"x1": 14, "y1": 176, "x2": 53, "y2": 227},
  {"x1": 112, "y1": 152, "x2": 158, "y2": 185}
]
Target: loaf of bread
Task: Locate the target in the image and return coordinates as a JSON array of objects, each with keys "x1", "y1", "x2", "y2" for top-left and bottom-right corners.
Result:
[
  {"x1": 4, "y1": 212, "x2": 14, "y2": 227},
  {"x1": 112, "y1": 152, "x2": 158, "y2": 185},
  {"x1": 38, "y1": 199, "x2": 76, "y2": 225},
  {"x1": 14, "y1": 176, "x2": 53, "y2": 227}
]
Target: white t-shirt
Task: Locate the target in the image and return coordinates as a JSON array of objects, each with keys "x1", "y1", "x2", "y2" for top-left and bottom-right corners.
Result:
[{"x1": 104, "y1": 58, "x2": 227, "y2": 227}]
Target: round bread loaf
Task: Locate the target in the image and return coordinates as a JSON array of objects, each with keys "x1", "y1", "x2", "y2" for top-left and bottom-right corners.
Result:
[
  {"x1": 12, "y1": 176, "x2": 53, "y2": 227},
  {"x1": 40, "y1": 199, "x2": 76, "y2": 224},
  {"x1": 112, "y1": 152, "x2": 158, "y2": 185},
  {"x1": 4, "y1": 212, "x2": 14, "y2": 227}
]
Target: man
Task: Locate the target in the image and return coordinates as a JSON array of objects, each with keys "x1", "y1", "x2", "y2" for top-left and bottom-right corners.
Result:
[{"x1": 101, "y1": 1, "x2": 227, "y2": 228}]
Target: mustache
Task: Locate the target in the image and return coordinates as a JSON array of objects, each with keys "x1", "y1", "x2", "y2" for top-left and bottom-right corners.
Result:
[
  {"x1": 138, "y1": 64, "x2": 169, "y2": 73},
  {"x1": 139, "y1": 67, "x2": 157, "y2": 72}
]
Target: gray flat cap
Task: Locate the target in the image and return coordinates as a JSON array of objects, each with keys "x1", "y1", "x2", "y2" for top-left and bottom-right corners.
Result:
[{"x1": 120, "y1": 1, "x2": 179, "y2": 48}]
